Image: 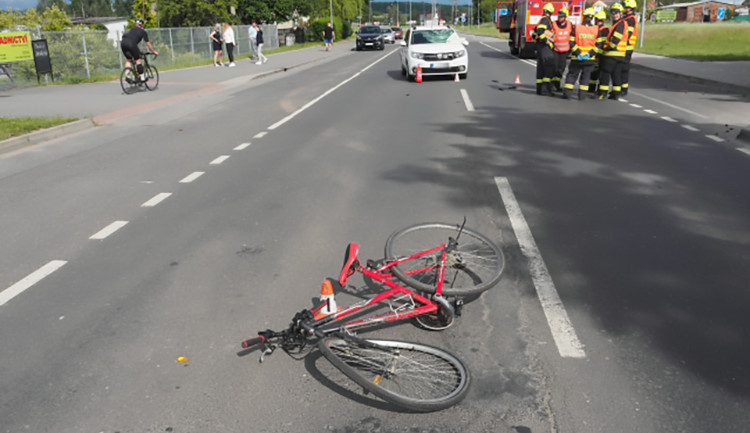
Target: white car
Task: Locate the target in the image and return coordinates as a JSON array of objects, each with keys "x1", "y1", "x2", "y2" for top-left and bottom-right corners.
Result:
[{"x1": 399, "y1": 25, "x2": 469, "y2": 82}]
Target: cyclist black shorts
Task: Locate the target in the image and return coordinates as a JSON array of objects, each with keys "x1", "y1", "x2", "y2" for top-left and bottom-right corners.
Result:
[{"x1": 121, "y1": 38, "x2": 141, "y2": 61}]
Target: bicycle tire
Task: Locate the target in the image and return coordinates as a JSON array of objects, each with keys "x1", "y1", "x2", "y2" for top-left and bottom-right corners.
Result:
[
  {"x1": 145, "y1": 65, "x2": 159, "y2": 90},
  {"x1": 318, "y1": 337, "x2": 470, "y2": 412},
  {"x1": 384, "y1": 222, "x2": 504, "y2": 297},
  {"x1": 120, "y1": 67, "x2": 138, "y2": 94}
]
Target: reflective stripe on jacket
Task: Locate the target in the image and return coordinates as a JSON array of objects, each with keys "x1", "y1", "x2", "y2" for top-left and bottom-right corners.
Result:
[
  {"x1": 551, "y1": 20, "x2": 572, "y2": 52},
  {"x1": 571, "y1": 24, "x2": 598, "y2": 56},
  {"x1": 625, "y1": 14, "x2": 638, "y2": 51},
  {"x1": 604, "y1": 19, "x2": 629, "y2": 57},
  {"x1": 534, "y1": 16, "x2": 555, "y2": 49}
]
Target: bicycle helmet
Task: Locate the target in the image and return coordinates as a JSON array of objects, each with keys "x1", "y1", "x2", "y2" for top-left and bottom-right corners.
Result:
[
  {"x1": 583, "y1": 7, "x2": 595, "y2": 17},
  {"x1": 611, "y1": 3, "x2": 624, "y2": 12},
  {"x1": 543, "y1": 3, "x2": 555, "y2": 14},
  {"x1": 623, "y1": 0, "x2": 637, "y2": 9},
  {"x1": 558, "y1": 7, "x2": 569, "y2": 16},
  {"x1": 134, "y1": 18, "x2": 144, "y2": 26}
]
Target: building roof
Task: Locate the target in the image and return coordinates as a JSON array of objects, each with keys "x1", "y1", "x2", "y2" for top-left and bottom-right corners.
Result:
[{"x1": 655, "y1": 0, "x2": 736, "y2": 8}]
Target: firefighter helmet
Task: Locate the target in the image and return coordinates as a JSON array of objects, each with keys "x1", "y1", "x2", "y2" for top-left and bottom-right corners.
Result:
[
  {"x1": 623, "y1": 0, "x2": 637, "y2": 8},
  {"x1": 611, "y1": 3, "x2": 624, "y2": 12},
  {"x1": 583, "y1": 7, "x2": 596, "y2": 16},
  {"x1": 595, "y1": 10, "x2": 607, "y2": 20},
  {"x1": 558, "y1": 7, "x2": 569, "y2": 16},
  {"x1": 543, "y1": 3, "x2": 555, "y2": 14}
]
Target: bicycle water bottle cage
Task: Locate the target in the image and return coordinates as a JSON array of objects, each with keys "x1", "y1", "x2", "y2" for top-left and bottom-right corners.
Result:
[{"x1": 339, "y1": 242, "x2": 360, "y2": 286}]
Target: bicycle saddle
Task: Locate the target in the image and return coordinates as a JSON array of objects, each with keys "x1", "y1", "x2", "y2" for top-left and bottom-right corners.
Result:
[{"x1": 339, "y1": 242, "x2": 359, "y2": 286}]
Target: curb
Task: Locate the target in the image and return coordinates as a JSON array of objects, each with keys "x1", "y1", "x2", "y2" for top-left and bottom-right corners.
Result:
[
  {"x1": 629, "y1": 62, "x2": 750, "y2": 93},
  {"x1": 0, "y1": 118, "x2": 96, "y2": 156}
]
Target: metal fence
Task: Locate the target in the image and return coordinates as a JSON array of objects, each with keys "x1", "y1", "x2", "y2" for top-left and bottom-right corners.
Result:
[{"x1": 0, "y1": 24, "x2": 279, "y2": 87}]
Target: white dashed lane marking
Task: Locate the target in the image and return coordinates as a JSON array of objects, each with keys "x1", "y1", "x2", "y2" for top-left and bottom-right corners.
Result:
[
  {"x1": 90, "y1": 220, "x2": 129, "y2": 240},
  {"x1": 0, "y1": 260, "x2": 68, "y2": 307},
  {"x1": 180, "y1": 171, "x2": 204, "y2": 183},
  {"x1": 141, "y1": 192, "x2": 172, "y2": 207}
]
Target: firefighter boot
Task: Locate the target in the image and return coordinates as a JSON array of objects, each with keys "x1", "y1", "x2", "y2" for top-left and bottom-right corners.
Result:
[
  {"x1": 578, "y1": 90, "x2": 584, "y2": 101},
  {"x1": 536, "y1": 83, "x2": 543, "y2": 96},
  {"x1": 562, "y1": 89, "x2": 571, "y2": 99},
  {"x1": 545, "y1": 83, "x2": 555, "y2": 97}
]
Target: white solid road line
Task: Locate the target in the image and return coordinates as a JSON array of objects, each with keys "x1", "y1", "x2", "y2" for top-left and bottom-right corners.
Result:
[
  {"x1": 141, "y1": 192, "x2": 172, "y2": 207},
  {"x1": 90, "y1": 220, "x2": 129, "y2": 240},
  {"x1": 0, "y1": 260, "x2": 68, "y2": 306},
  {"x1": 494, "y1": 176, "x2": 586, "y2": 359}
]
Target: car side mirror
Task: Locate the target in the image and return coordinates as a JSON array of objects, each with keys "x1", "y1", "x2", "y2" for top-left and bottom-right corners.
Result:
[
  {"x1": 400, "y1": 40, "x2": 407, "y2": 46},
  {"x1": 461, "y1": 39, "x2": 469, "y2": 46}
]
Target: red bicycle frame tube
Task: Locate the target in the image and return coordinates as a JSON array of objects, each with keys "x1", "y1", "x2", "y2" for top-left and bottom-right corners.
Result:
[{"x1": 312, "y1": 242, "x2": 448, "y2": 332}]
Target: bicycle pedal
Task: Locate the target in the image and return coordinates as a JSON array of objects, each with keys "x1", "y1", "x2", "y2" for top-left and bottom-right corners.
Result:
[{"x1": 453, "y1": 298, "x2": 464, "y2": 316}]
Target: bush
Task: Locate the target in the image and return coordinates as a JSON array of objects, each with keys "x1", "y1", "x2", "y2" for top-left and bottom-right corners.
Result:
[{"x1": 309, "y1": 17, "x2": 347, "y2": 42}]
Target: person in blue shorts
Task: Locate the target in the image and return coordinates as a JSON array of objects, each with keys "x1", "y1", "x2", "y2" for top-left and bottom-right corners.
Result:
[{"x1": 323, "y1": 22, "x2": 335, "y2": 51}]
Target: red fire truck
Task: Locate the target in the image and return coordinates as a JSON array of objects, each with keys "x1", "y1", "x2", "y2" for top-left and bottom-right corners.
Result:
[{"x1": 497, "y1": 0, "x2": 585, "y2": 58}]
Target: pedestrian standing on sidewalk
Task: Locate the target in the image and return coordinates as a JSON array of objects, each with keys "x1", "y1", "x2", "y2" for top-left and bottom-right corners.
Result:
[
  {"x1": 223, "y1": 22, "x2": 237, "y2": 67},
  {"x1": 210, "y1": 23, "x2": 224, "y2": 66},
  {"x1": 255, "y1": 23, "x2": 268, "y2": 64},
  {"x1": 323, "y1": 22, "x2": 335, "y2": 51},
  {"x1": 248, "y1": 20, "x2": 258, "y2": 61}
]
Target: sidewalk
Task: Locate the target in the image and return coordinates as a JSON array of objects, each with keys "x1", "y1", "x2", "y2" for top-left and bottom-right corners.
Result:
[
  {"x1": 0, "y1": 44, "x2": 346, "y2": 154},
  {"x1": 630, "y1": 51, "x2": 750, "y2": 91}
]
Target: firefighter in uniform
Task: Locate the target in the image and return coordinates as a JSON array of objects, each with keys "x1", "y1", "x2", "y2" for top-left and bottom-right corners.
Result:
[
  {"x1": 588, "y1": 10, "x2": 609, "y2": 94},
  {"x1": 621, "y1": 0, "x2": 638, "y2": 96},
  {"x1": 533, "y1": 3, "x2": 556, "y2": 96},
  {"x1": 597, "y1": 3, "x2": 629, "y2": 100},
  {"x1": 551, "y1": 7, "x2": 573, "y2": 93},
  {"x1": 563, "y1": 8, "x2": 598, "y2": 100}
]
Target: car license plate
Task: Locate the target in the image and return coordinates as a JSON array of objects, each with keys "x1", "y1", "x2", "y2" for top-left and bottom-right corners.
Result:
[
  {"x1": 365, "y1": 42, "x2": 373, "y2": 46},
  {"x1": 430, "y1": 63, "x2": 449, "y2": 68}
]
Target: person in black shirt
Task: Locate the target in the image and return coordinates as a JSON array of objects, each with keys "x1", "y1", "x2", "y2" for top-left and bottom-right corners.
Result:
[{"x1": 120, "y1": 19, "x2": 158, "y2": 79}]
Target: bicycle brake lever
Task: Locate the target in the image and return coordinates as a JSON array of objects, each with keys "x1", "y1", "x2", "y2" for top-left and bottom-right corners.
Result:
[{"x1": 259, "y1": 345, "x2": 276, "y2": 363}]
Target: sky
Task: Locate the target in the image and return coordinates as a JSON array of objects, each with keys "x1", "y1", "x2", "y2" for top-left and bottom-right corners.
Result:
[{"x1": 1, "y1": 0, "x2": 37, "y2": 11}]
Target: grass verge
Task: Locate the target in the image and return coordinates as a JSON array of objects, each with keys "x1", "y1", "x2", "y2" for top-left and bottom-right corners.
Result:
[{"x1": 0, "y1": 116, "x2": 79, "y2": 141}]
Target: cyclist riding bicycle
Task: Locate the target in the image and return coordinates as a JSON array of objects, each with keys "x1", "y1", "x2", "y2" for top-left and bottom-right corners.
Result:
[{"x1": 120, "y1": 19, "x2": 158, "y2": 81}]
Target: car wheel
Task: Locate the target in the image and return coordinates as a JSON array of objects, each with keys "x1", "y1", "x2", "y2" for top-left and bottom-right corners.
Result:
[{"x1": 401, "y1": 65, "x2": 406, "y2": 76}]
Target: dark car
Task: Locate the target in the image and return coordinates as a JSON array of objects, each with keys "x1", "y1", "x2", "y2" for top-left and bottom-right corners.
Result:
[
  {"x1": 392, "y1": 27, "x2": 404, "y2": 39},
  {"x1": 356, "y1": 25, "x2": 385, "y2": 51}
]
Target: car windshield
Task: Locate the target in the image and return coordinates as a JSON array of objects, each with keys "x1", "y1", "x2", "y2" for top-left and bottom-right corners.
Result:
[
  {"x1": 411, "y1": 29, "x2": 459, "y2": 44},
  {"x1": 360, "y1": 26, "x2": 380, "y2": 34},
  {"x1": 382, "y1": 28, "x2": 393, "y2": 33}
]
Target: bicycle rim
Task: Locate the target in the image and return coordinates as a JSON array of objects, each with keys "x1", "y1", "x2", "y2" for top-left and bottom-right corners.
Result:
[
  {"x1": 120, "y1": 67, "x2": 137, "y2": 94},
  {"x1": 145, "y1": 65, "x2": 159, "y2": 90},
  {"x1": 318, "y1": 337, "x2": 470, "y2": 412},
  {"x1": 384, "y1": 223, "x2": 504, "y2": 296}
]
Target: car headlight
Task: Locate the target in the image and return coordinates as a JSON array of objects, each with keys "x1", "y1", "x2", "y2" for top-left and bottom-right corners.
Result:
[
  {"x1": 455, "y1": 49, "x2": 467, "y2": 58},
  {"x1": 410, "y1": 52, "x2": 425, "y2": 60}
]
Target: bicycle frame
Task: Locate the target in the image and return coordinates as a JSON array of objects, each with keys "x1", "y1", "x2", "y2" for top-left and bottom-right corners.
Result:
[{"x1": 306, "y1": 241, "x2": 451, "y2": 334}]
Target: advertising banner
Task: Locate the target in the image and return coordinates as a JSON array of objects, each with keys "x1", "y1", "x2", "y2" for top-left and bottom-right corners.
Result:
[{"x1": 0, "y1": 32, "x2": 33, "y2": 62}]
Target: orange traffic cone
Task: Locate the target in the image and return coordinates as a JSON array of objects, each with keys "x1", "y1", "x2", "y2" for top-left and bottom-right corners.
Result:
[
  {"x1": 314, "y1": 279, "x2": 341, "y2": 320},
  {"x1": 514, "y1": 75, "x2": 521, "y2": 85},
  {"x1": 415, "y1": 66, "x2": 423, "y2": 83},
  {"x1": 454, "y1": 73, "x2": 460, "y2": 82}
]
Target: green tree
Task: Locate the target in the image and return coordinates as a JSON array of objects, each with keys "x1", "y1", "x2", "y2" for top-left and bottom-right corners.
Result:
[
  {"x1": 131, "y1": 0, "x2": 157, "y2": 26},
  {"x1": 237, "y1": 0, "x2": 313, "y2": 23},
  {"x1": 158, "y1": 0, "x2": 236, "y2": 27}
]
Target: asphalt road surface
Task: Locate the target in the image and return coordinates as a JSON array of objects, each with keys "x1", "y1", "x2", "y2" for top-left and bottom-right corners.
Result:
[{"x1": 2, "y1": 35, "x2": 749, "y2": 433}]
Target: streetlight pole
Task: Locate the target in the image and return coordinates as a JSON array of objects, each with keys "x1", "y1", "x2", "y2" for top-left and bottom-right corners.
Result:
[{"x1": 330, "y1": 0, "x2": 333, "y2": 27}]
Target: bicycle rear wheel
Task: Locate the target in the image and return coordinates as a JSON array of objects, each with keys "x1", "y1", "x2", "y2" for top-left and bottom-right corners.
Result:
[
  {"x1": 385, "y1": 222, "x2": 504, "y2": 297},
  {"x1": 318, "y1": 337, "x2": 470, "y2": 412},
  {"x1": 144, "y1": 65, "x2": 159, "y2": 90},
  {"x1": 120, "y1": 67, "x2": 137, "y2": 94}
]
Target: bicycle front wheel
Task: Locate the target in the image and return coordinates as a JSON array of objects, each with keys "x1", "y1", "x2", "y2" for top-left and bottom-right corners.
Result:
[
  {"x1": 318, "y1": 337, "x2": 470, "y2": 412},
  {"x1": 144, "y1": 65, "x2": 159, "y2": 90},
  {"x1": 385, "y1": 222, "x2": 504, "y2": 297},
  {"x1": 120, "y1": 67, "x2": 137, "y2": 94}
]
